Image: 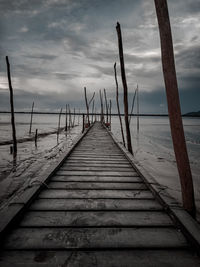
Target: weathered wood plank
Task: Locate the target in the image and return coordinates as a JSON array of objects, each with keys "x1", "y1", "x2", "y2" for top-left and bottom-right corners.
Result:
[
  {"x1": 39, "y1": 189, "x2": 154, "y2": 199},
  {"x1": 56, "y1": 171, "x2": 137, "y2": 176},
  {"x1": 20, "y1": 211, "x2": 173, "y2": 227},
  {"x1": 29, "y1": 199, "x2": 163, "y2": 211},
  {"x1": 3, "y1": 227, "x2": 188, "y2": 249},
  {"x1": 1, "y1": 250, "x2": 200, "y2": 267},
  {"x1": 47, "y1": 182, "x2": 147, "y2": 190},
  {"x1": 59, "y1": 166, "x2": 134, "y2": 172},
  {"x1": 51, "y1": 175, "x2": 141, "y2": 182}
]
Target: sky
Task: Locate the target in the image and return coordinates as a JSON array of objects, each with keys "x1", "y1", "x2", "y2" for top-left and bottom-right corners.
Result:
[{"x1": 0, "y1": 0, "x2": 199, "y2": 114}]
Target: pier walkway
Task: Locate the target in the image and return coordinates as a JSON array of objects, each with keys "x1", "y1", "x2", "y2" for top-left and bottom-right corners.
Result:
[{"x1": 0, "y1": 122, "x2": 200, "y2": 266}]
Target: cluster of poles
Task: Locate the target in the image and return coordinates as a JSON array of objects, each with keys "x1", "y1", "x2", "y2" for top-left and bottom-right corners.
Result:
[{"x1": 4, "y1": 0, "x2": 196, "y2": 217}]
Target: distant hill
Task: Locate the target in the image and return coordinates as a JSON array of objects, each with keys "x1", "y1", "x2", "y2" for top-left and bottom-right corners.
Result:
[{"x1": 184, "y1": 111, "x2": 200, "y2": 117}]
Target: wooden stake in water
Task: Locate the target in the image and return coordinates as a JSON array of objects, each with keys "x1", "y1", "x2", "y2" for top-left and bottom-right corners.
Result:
[
  {"x1": 116, "y1": 22, "x2": 133, "y2": 154},
  {"x1": 65, "y1": 104, "x2": 68, "y2": 132},
  {"x1": 78, "y1": 108, "x2": 80, "y2": 125},
  {"x1": 114, "y1": 62, "x2": 126, "y2": 148},
  {"x1": 84, "y1": 87, "x2": 90, "y2": 126},
  {"x1": 109, "y1": 99, "x2": 112, "y2": 130},
  {"x1": 35, "y1": 129, "x2": 38, "y2": 147},
  {"x1": 99, "y1": 90, "x2": 104, "y2": 123},
  {"x1": 57, "y1": 108, "x2": 62, "y2": 143},
  {"x1": 29, "y1": 101, "x2": 34, "y2": 134},
  {"x1": 73, "y1": 107, "x2": 75, "y2": 127},
  {"x1": 129, "y1": 86, "x2": 137, "y2": 124},
  {"x1": 6, "y1": 56, "x2": 17, "y2": 157},
  {"x1": 82, "y1": 114, "x2": 85, "y2": 133},
  {"x1": 104, "y1": 89, "x2": 109, "y2": 124},
  {"x1": 92, "y1": 99, "x2": 95, "y2": 123},
  {"x1": 154, "y1": 0, "x2": 195, "y2": 217}
]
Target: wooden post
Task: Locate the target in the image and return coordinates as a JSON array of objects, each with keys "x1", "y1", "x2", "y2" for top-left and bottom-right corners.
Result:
[
  {"x1": 68, "y1": 104, "x2": 72, "y2": 130},
  {"x1": 82, "y1": 114, "x2": 85, "y2": 133},
  {"x1": 92, "y1": 99, "x2": 94, "y2": 123},
  {"x1": 29, "y1": 101, "x2": 34, "y2": 134},
  {"x1": 6, "y1": 56, "x2": 17, "y2": 157},
  {"x1": 116, "y1": 22, "x2": 133, "y2": 154},
  {"x1": 35, "y1": 129, "x2": 38, "y2": 147},
  {"x1": 129, "y1": 86, "x2": 137, "y2": 124},
  {"x1": 114, "y1": 62, "x2": 126, "y2": 147},
  {"x1": 84, "y1": 87, "x2": 90, "y2": 126},
  {"x1": 95, "y1": 107, "x2": 97, "y2": 121},
  {"x1": 137, "y1": 85, "x2": 139, "y2": 132},
  {"x1": 78, "y1": 108, "x2": 80, "y2": 125},
  {"x1": 73, "y1": 107, "x2": 75, "y2": 127},
  {"x1": 57, "y1": 108, "x2": 62, "y2": 143},
  {"x1": 154, "y1": 0, "x2": 195, "y2": 217},
  {"x1": 99, "y1": 90, "x2": 103, "y2": 123},
  {"x1": 65, "y1": 104, "x2": 68, "y2": 132},
  {"x1": 104, "y1": 89, "x2": 109, "y2": 124},
  {"x1": 109, "y1": 99, "x2": 112, "y2": 131}
]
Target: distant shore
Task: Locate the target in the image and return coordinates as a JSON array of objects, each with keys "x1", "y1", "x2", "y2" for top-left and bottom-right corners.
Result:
[{"x1": 0, "y1": 111, "x2": 199, "y2": 117}]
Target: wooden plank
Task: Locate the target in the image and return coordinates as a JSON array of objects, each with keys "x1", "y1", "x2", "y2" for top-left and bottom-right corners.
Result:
[
  {"x1": 47, "y1": 182, "x2": 147, "y2": 190},
  {"x1": 20, "y1": 211, "x2": 173, "y2": 227},
  {"x1": 39, "y1": 189, "x2": 154, "y2": 199},
  {"x1": 59, "y1": 166, "x2": 134, "y2": 172},
  {"x1": 3, "y1": 227, "x2": 188, "y2": 249},
  {"x1": 67, "y1": 157, "x2": 128, "y2": 162},
  {"x1": 51, "y1": 175, "x2": 141, "y2": 182},
  {"x1": 56, "y1": 171, "x2": 137, "y2": 176},
  {"x1": 29, "y1": 199, "x2": 163, "y2": 211},
  {"x1": 64, "y1": 161, "x2": 131, "y2": 166},
  {"x1": 1, "y1": 250, "x2": 200, "y2": 267}
]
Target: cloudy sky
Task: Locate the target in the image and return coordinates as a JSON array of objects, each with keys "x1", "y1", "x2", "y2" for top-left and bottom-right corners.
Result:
[{"x1": 0, "y1": 0, "x2": 199, "y2": 113}]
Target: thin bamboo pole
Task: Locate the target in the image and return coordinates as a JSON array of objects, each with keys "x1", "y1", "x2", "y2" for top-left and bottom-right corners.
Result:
[
  {"x1": 116, "y1": 22, "x2": 133, "y2": 154},
  {"x1": 114, "y1": 62, "x2": 126, "y2": 147},
  {"x1": 104, "y1": 89, "x2": 109, "y2": 124},
  {"x1": 57, "y1": 108, "x2": 62, "y2": 143},
  {"x1": 29, "y1": 101, "x2": 34, "y2": 134},
  {"x1": 154, "y1": 0, "x2": 195, "y2": 217},
  {"x1": 6, "y1": 56, "x2": 17, "y2": 157}
]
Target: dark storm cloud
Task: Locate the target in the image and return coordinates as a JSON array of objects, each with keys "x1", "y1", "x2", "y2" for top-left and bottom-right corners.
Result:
[
  {"x1": 0, "y1": 0, "x2": 199, "y2": 113},
  {"x1": 24, "y1": 54, "x2": 58, "y2": 60}
]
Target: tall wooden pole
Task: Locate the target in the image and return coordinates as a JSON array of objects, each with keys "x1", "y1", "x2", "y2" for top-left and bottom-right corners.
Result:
[
  {"x1": 84, "y1": 87, "x2": 90, "y2": 126},
  {"x1": 82, "y1": 114, "x2": 85, "y2": 133},
  {"x1": 73, "y1": 107, "x2": 75, "y2": 127},
  {"x1": 99, "y1": 90, "x2": 104, "y2": 123},
  {"x1": 154, "y1": 0, "x2": 195, "y2": 217},
  {"x1": 6, "y1": 56, "x2": 17, "y2": 157},
  {"x1": 78, "y1": 108, "x2": 80, "y2": 125},
  {"x1": 57, "y1": 108, "x2": 62, "y2": 143},
  {"x1": 116, "y1": 22, "x2": 133, "y2": 154},
  {"x1": 104, "y1": 89, "x2": 109, "y2": 124},
  {"x1": 92, "y1": 99, "x2": 94, "y2": 123},
  {"x1": 137, "y1": 85, "x2": 139, "y2": 132},
  {"x1": 29, "y1": 101, "x2": 34, "y2": 134},
  {"x1": 109, "y1": 99, "x2": 112, "y2": 131},
  {"x1": 65, "y1": 104, "x2": 68, "y2": 132},
  {"x1": 129, "y1": 86, "x2": 137, "y2": 124},
  {"x1": 114, "y1": 62, "x2": 126, "y2": 147}
]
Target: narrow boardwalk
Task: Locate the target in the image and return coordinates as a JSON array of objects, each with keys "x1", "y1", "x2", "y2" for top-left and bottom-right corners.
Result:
[{"x1": 0, "y1": 122, "x2": 200, "y2": 266}]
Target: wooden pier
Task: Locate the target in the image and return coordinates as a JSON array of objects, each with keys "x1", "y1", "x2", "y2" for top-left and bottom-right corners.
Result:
[{"x1": 0, "y1": 122, "x2": 200, "y2": 266}]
